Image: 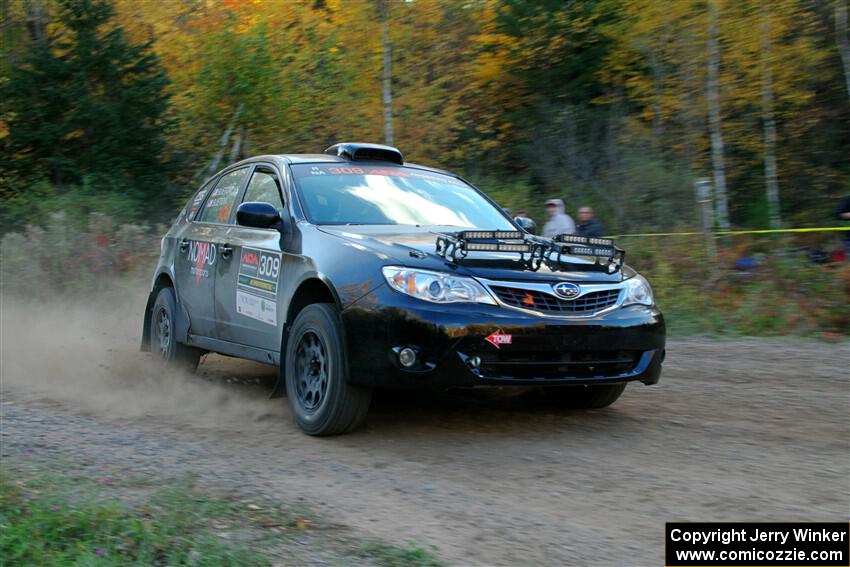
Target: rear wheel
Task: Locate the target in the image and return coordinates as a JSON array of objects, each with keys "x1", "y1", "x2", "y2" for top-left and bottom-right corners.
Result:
[
  {"x1": 543, "y1": 383, "x2": 626, "y2": 409},
  {"x1": 284, "y1": 303, "x2": 371, "y2": 436},
  {"x1": 150, "y1": 287, "x2": 203, "y2": 371}
]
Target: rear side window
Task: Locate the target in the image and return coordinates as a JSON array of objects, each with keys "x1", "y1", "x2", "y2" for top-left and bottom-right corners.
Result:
[
  {"x1": 199, "y1": 167, "x2": 248, "y2": 224},
  {"x1": 186, "y1": 179, "x2": 214, "y2": 219},
  {"x1": 242, "y1": 169, "x2": 283, "y2": 210}
]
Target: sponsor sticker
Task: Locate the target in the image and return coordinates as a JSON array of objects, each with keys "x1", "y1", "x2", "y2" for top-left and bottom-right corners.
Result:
[
  {"x1": 236, "y1": 290, "x2": 277, "y2": 326},
  {"x1": 236, "y1": 247, "x2": 281, "y2": 326},
  {"x1": 187, "y1": 240, "x2": 216, "y2": 285},
  {"x1": 485, "y1": 330, "x2": 512, "y2": 349}
]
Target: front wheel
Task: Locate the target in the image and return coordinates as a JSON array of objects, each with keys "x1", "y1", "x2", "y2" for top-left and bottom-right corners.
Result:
[
  {"x1": 284, "y1": 303, "x2": 371, "y2": 436},
  {"x1": 150, "y1": 287, "x2": 203, "y2": 371},
  {"x1": 542, "y1": 383, "x2": 627, "y2": 409}
]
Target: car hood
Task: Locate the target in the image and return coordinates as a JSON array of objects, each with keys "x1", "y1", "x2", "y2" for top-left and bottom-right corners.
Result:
[{"x1": 317, "y1": 225, "x2": 631, "y2": 283}]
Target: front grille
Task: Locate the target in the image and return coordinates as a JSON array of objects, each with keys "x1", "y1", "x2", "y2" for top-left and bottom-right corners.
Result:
[
  {"x1": 478, "y1": 350, "x2": 641, "y2": 379},
  {"x1": 489, "y1": 286, "x2": 620, "y2": 315}
]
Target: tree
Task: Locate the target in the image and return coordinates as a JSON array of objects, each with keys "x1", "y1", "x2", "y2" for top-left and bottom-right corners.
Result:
[
  {"x1": 838, "y1": 0, "x2": 850, "y2": 103},
  {"x1": 707, "y1": 0, "x2": 731, "y2": 232},
  {"x1": 378, "y1": 0, "x2": 394, "y2": 146},
  {"x1": 760, "y1": 1, "x2": 781, "y2": 229},
  {"x1": 1, "y1": 0, "x2": 171, "y2": 195}
]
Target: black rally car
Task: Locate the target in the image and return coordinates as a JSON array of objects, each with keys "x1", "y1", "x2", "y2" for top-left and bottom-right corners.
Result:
[{"x1": 142, "y1": 143, "x2": 665, "y2": 435}]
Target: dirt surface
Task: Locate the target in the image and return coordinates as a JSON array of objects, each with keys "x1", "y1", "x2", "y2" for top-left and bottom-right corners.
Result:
[{"x1": 1, "y1": 299, "x2": 848, "y2": 566}]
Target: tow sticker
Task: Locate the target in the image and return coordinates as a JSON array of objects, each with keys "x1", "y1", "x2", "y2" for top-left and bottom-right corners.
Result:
[
  {"x1": 236, "y1": 247, "x2": 281, "y2": 326},
  {"x1": 485, "y1": 330, "x2": 512, "y2": 349}
]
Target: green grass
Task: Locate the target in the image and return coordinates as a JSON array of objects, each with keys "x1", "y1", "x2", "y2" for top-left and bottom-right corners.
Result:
[
  {"x1": 0, "y1": 473, "x2": 268, "y2": 566},
  {"x1": 0, "y1": 466, "x2": 445, "y2": 567},
  {"x1": 358, "y1": 542, "x2": 445, "y2": 567}
]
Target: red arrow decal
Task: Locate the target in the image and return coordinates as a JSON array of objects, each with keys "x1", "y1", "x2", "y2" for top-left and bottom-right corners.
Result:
[{"x1": 485, "y1": 330, "x2": 513, "y2": 349}]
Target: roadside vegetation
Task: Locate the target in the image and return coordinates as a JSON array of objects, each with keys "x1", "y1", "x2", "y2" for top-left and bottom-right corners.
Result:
[
  {"x1": 0, "y1": 463, "x2": 443, "y2": 567},
  {"x1": 2, "y1": 212, "x2": 847, "y2": 338},
  {"x1": 1, "y1": 0, "x2": 848, "y2": 340}
]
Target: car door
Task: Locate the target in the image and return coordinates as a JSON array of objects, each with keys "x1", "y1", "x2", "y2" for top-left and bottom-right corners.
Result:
[
  {"x1": 214, "y1": 164, "x2": 286, "y2": 353},
  {"x1": 174, "y1": 166, "x2": 250, "y2": 339}
]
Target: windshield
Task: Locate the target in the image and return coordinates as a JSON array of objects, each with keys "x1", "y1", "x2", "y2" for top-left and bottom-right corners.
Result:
[{"x1": 291, "y1": 164, "x2": 514, "y2": 229}]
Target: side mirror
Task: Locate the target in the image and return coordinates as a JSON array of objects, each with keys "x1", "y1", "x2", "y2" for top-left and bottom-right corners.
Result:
[
  {"x1": 514, "y1": 216, "x2": 537, "y2": 235},
  {"x1": 236, "y1": 201, "x2": 282, "y2": 229}
]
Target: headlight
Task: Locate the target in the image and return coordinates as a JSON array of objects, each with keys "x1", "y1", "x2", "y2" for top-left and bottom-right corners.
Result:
[
  {"x1": 382, "y1": 267, "x2": 496, "y2": 305},
  {"x1": 622, "y1": 274, "x2": 654, "y2": 306}
]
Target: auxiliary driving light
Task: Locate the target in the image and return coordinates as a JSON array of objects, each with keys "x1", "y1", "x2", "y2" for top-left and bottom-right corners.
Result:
[{"x1": 398, "y1": 347, "x2": 417, "y2": 368}]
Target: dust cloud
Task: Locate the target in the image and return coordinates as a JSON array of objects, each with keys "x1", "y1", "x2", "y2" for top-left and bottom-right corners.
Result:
[{"x1": 0, "y1": 282, "x2": 282, "y2": 428}]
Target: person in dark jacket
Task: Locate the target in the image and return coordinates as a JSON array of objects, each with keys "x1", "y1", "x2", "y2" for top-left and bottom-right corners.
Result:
[{"x1": 576, "y1": 206, "x2": 605, "y2": 238}]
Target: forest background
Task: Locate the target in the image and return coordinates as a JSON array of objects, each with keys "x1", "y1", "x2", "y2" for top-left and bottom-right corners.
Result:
[{"x1": 2, "y1": 0, "x2": 849, "y2": 335}]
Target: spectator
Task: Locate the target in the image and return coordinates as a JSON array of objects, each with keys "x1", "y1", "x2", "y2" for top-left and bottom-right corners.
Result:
[
  {"x1": 576, "y1": 206, "x2": 605, "y2": 238},
  {"x1": 542, "y1": 199, "x2": 576, "y2": 238}
]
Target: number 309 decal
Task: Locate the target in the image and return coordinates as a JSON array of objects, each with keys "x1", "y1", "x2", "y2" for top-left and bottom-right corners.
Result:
[{"x1": 259, "y1": 254, "x2": 280, "y2": 279}]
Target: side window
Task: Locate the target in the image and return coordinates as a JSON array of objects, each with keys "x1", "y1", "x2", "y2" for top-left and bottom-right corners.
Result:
[
  {"x1": 199, "y1": 167, "x2": 248, "y2": 224},
  {"x1": 242, "y1": 169, "x2": 284, "y2": 210},
  {"x1": 186, "y1": 179, "x2": 215, "y2": 219}
]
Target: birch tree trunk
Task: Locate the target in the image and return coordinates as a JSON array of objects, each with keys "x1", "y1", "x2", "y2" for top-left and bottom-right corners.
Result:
[
  {"x1": 23, "y1": 0, "x2": 48, "y2": 46},
  {"x1": 195, "y1": 103, "x2": 243, "y2": 180},
  {"x1": 380, "y1": 0, "x2": 394, "y2": 146},
  {"x1": 760, "y1": 3, "x2": 781, "y2": 229},
  {"x1": 837, "y1": 0, "x2": 850, "y2": 103},
  {"x1": 707, "y1": 0, "x2": 731, "y2": 232},
  {"x1": 648, "y1": 49, "x2": 667, "y2": 228}
]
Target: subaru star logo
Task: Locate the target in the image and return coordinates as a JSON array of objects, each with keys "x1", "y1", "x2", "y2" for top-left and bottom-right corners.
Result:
[{"x1": 553, "y1": 282, "x2": 581, "y2": 299}]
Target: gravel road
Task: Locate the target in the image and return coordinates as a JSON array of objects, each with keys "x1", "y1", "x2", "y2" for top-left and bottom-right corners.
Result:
[{"x1": 1, "y1": 299, "x2": 848, "y2": 566}]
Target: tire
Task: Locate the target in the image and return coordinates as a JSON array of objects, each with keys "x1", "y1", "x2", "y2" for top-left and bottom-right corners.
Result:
[
  {"x1": 543, "y1": 383, "x2": 627, "y2": 409},
  {"x1": 149, "y1": 287, "x2": 203, "y2": 371},
  {"x1": 284, "y1": 303, "x2": 371, "y2": 436}
]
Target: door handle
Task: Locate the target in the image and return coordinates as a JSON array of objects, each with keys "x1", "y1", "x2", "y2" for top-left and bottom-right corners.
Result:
[
  {"x1": 220, "y1": 244, "x2": 233, "y2": 259},
  {"x1": 179, "y1": 239, "x2": 189, "y2": 252}
]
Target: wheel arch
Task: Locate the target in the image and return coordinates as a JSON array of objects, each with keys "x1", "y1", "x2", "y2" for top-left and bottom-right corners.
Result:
[
  {"x1": 271, "y1": 274, "x2": 341, "y2": 397},
  {"x1": 141, "y1": 272, "x2": 176, "y2": 351}
]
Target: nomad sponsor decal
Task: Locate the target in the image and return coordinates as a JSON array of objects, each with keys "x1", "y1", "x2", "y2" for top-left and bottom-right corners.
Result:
[
  {"x1": 236, "y1": 247, "x2": 281, "y2": 326},
  {"x1": 485, "y1": 330, "x2": 512, "y2": 349},
  {"x1": 187, "y1": 241, "x2": 216, "y2": 285}
]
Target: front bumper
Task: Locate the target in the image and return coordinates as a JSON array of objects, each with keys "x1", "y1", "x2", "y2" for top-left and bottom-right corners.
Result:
[{"x1": 342, "y1": 284, "x2": 665, "y2": 389}]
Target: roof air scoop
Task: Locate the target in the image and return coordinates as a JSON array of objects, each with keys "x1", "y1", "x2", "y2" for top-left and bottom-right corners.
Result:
[{"x1": 324, "y1": 142, "x2": 404, "y2": 165}]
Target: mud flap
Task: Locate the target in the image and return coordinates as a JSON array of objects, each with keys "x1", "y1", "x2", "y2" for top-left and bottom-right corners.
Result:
[
  {"x1": 269, "y1": 325, "x2": 290, "y2": 398},
  {"x1": 139, "y1": 290, "x2": 157, "y2": 352}
]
